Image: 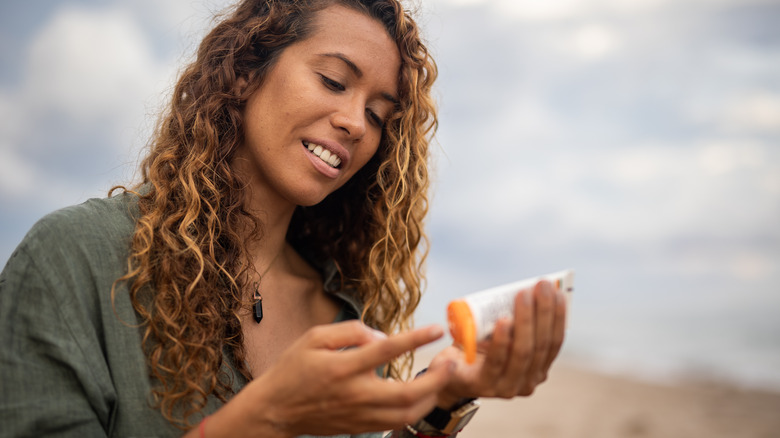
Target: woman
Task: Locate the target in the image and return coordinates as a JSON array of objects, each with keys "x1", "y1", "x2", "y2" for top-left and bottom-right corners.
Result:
[{"x1": 0, "y1": 0, "x2": 567, "y2": 437}]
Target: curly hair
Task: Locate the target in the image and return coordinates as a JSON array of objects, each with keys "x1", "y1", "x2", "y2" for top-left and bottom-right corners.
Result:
[{"x1": 112, "y1": 0, "x2": 437, "y2": 428}]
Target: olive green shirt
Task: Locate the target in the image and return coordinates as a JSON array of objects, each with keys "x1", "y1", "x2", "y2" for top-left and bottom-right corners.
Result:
[{"x1": 0, "y1": 193, "x2": 428, "y2": 437}]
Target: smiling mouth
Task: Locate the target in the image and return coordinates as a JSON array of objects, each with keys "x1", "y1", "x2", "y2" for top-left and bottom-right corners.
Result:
[{"x1": 303, "y1": 141, "x2": 342, "y2": 168}]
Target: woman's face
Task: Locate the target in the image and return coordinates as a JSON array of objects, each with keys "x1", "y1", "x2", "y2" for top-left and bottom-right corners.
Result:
[{"x1": 237, "y1": 4, "x2": 401, "y2": 208}]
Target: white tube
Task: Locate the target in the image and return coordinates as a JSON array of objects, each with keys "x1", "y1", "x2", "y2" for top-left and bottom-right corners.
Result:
[{"x1": 447, "y1": 269, "x2": 574, "y2": 363}]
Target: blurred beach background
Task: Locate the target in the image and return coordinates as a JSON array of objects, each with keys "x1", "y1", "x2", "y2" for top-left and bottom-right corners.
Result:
[{"x1": 1, "y1": 0, "x2": 779, "y2": 436}]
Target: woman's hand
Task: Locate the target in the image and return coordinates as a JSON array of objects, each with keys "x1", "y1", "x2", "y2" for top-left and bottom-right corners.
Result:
[
  {"x1": 431, "y1": 280, "x2": 567, "y2": 408},
  {"x1": 202, "y1": 321, "x2": 455, "y2": 438}
]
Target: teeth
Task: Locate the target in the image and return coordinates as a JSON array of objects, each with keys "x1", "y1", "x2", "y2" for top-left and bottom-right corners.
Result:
[{"x1": 304, "y1": 141, "x2": 341, "y2": 168}]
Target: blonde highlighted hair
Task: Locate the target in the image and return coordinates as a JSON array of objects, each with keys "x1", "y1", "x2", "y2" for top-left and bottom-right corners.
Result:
[{"x1": 113, "y1": 0, "x2": 437, "y2": 428}]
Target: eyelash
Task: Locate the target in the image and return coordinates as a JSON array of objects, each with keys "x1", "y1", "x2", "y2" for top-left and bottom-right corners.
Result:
[
  {"x1": 320, "y1": 74, "x2": 384, "y2": 128},
  {"x1": 321, "y1": 74, "x2": 345, "y2": 92}
]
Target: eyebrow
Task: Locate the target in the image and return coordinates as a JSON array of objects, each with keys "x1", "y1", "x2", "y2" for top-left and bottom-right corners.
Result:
[{"x1": 318, "y1": 52, "x2": 399, "y2": 106}]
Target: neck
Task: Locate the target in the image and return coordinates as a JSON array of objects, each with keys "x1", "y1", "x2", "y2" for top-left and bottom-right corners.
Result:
[
  {"x1": 243, "y1": 195, "x2": 296, "y2": 273},
  {"x1": 232, "y1": 160, "x2": 298, "y2": 271}
]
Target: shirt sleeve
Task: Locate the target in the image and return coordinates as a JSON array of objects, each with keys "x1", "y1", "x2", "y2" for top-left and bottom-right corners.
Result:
[{"x1": 0, "y1": 231, "x2": 114, "y2": 436}]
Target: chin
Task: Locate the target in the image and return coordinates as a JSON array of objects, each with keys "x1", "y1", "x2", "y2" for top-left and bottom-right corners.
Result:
[
  {"x1": 294, "y1": 178, "x2": 353, "y2": 207},
  {"x1": 297, "y1": 198, "x2": 327, "y2": 208},
  {"x1": 290, "y1": 189, "x2": 332, "y2": 208}
]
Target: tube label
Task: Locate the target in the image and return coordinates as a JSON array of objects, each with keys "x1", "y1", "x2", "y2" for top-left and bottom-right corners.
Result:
[{"x1": 461, "y1": 269, "x2": 574, "y2": 342}]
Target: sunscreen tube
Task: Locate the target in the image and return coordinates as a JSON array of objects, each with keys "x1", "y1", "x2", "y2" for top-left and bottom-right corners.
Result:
[{"x1": 447, "y1": 269, "x2": 574, "y2": 364}]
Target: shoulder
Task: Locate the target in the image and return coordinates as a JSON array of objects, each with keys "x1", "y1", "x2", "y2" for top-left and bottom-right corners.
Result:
[
  {"x1": 0, "y1": 192, "x2": 156, "y2": 436},
  {"x1": 0, "y1": 190, "x2": 144, "y2": 348},
  {"x1": 20, "y1": 191, "x2": 139, "y2": 264},
  {"x1": 4, "y1": 191, "x2": 140, "y2": 294},
  {"x1": 25, "y1": 191, "x2": 139, "y2": 248}
]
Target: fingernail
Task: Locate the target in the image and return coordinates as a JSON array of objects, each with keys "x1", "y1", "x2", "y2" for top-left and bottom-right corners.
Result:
[
  {"x1": 371, "y1": 328, "x2": 388, "y2": 340},
  {"x1": 523, "y1": 290, "x2": 532, "y2": 305},
  {"x1": 448, "y1": 360, "x2": 457, "y2": 373},
  {"x1": 428, "y1": 325, "x2": 444, "y2": 338}
]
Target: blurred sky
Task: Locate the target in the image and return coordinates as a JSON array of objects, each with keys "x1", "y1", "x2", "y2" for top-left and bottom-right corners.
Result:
[{"x1": 1, "y1": 0, "x2": 779, "y2": 389}]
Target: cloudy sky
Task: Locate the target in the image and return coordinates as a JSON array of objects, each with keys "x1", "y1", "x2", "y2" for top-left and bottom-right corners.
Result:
[{"x1": 1, "y1": 0, "x2": 778, "y2": 389}]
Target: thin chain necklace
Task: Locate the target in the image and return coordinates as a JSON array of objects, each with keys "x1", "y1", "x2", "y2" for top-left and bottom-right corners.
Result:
[{"x1": 251, "y1": 246, "x2": 285, "y2": 324}]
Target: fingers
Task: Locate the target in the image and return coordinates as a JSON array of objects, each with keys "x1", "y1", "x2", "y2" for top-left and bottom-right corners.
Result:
[
  {"x1": 495, "y1": 288, "x2": 534, "y2": 396},
  {"x1": 372, "y1": 358, "x2": 454, "y2": 408},
  {"x1": 490, "y1": 281, "x2": 565, "y2": 396},
  {"x1": 527, "y1": 281, "x2": 556, "y2": 383},
  {"x1": 327, "y1": 357, "x2": 454, "y2": 433},
  {"x1": 543, "y1": 288, "x2": 567, "y2": 372},
  {"x1": 303, "y1": 319, "x2": 388, "y2": 351},
  {"x1": 337, "y1": 391, "x2": 440, "y2": 434},
  {"x1": 339, "y1": 325, "x2": 445, "y2": 375},
  {"x1": 301, "y1": 321, "x2": 446, "y2": 378},
  {"x1": 433, "y1": 280, "x2": 569, "y2": 404},
  {"x1": 478, "y1": 317, "x2": 512, "y2": 387},
  {"x1": 266, "y1": 323, "x2": 453, "y2": 437}
]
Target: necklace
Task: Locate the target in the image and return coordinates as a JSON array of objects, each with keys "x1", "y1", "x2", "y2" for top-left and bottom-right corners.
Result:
[{"x1": 251, "y1": 246, "x2": 284, "y2": 324}]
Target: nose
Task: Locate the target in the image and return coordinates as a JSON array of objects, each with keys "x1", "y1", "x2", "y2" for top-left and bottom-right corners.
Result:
[{"x1": 331, "y1": 99, "x2": 366, "y2": 141}]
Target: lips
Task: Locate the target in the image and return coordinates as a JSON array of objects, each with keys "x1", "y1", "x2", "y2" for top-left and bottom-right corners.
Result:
[{"x1": 303, "y1": 140, "x2": 342, "y2": 168}]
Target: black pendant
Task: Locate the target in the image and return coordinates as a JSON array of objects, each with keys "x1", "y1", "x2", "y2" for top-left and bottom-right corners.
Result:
[{"x1": 253, "y1": 296, "x2": 263, "y2": 323}]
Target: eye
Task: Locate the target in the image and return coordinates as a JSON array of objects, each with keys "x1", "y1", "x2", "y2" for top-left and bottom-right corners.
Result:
[
  {"x1": 320, "y1": 74, "x2": 345, "y2": 92},
  {"x1": 366, "y1": 109, "x2": 384, "y2": 128}
]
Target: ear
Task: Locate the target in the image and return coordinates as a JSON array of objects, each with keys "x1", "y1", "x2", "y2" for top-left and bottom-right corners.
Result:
[{"x1": 235, "y1": 76, "x2": 250, "y2": 96}]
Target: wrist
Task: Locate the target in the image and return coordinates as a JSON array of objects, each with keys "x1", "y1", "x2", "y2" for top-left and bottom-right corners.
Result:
[
  {"x1": 415, "y1": 368, "x2": 478, "y2": 435},
  {"x1": 436, "y1": 391, "x2": 464, "y2": 411},
  {"x1": 414, "y1": 368, "x2": 466, "y2": 411},
  {"x1": 244, "y1": 383, "x2": 295, "y2": 438},
  {"x1": 200, "y1": 383, "x2": 291, "y2": 438}
]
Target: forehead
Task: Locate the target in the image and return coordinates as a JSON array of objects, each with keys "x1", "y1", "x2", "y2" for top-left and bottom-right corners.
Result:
[{"x1": 296, "y1": 5, "x2": 401, "y2": 92}]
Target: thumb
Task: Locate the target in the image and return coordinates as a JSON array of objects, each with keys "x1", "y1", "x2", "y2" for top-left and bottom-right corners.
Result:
[{"x1": 430, "y1": 345, "x2": 463, "y2": 371}]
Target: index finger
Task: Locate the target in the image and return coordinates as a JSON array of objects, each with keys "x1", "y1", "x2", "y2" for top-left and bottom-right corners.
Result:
[
  {"x1": 303, "y1": 320, "x2": 388, "y2": 351},
  {"x1": 340, "y1": 325, "x2": 445, "y2": 375}
]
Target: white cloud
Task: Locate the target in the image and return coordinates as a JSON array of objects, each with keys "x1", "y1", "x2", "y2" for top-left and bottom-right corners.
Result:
[
  {"x1": 427, "y1": 0, "x2": 780, "y2": 309},
  {"x1": 728, "y1": 250, "x2": 774, "y2": 281},
  {"x1": 0, "y1": 0, "x2": 777, "y2": 389},
  {"x1": 0, "y1": 86, "x2": 34, "y2": 199},
  {"x1": 695, "y1": 139, "x2": 766, "y2": 175},
  {"x1": 569, "y1": 24, "x2": 621, "y2": 59},
  {"x1": 24, "y1": 5, "x2": 170, "y2": 127},
  {"x1": 493, "y1": 0, "x2": 582, "y2": 20},
  {"x1": 430, "y1": 0, "x2": 579, "y2": 21},
  {"x1": 126, "y1": 0, "x2": 236, "y2": 55},
  {"x1": 0, "y1": 146, "x2": 37, "y2": 199},
  {"x1": 433, "y1": 134, "x2": 778, "y2": 258},
  {"x1": 430, "y1": 0, "x2": 709, "y2": 21},
  {"x1": 573, "y1": 139, "x2": 775, "y2": 240},
  {"x1": 721, "y1": 92, "x2": 780, "y2": 133},
  {"x1": 430, "y1": 0, "x2": 590, "y2": 20},
  {"x1": 0, "y1": 2, "x2": 240, "y2": 212},
  {"x1": 131, "y1": 0, "x2": 221, "y2": 29},
  {"x1": 761, "y1": 171, "x2": 780, "y2": 196},
  {"x1": 0, "y1": 4, "x2": 185, "y2": 204}
]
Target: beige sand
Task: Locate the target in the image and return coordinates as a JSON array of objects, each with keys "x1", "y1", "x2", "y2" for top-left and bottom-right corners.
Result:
[{"x1": 455, "y1": 363, "x2": 780, "y2": 438}]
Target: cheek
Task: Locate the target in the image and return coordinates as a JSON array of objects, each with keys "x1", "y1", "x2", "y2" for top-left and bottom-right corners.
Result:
[{"x1": 353, "y1": 139, "x2": 381, "y2": 173}]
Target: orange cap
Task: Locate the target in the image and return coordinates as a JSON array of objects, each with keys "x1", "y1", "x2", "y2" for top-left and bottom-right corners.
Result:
[{"x1": 447, "y1": 300, "x2": 477, "y2": 364}]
